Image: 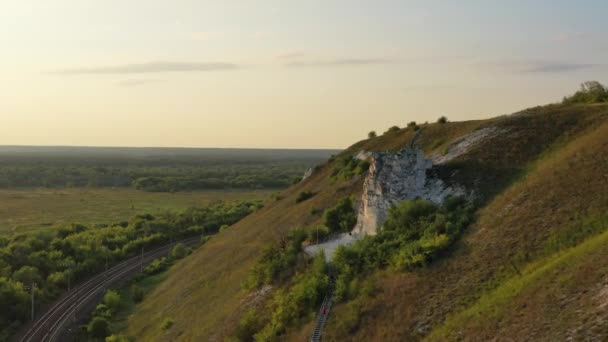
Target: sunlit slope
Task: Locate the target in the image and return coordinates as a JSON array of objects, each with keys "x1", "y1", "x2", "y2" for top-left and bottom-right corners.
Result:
[
  {"x1": 125, "y1": 161, "x2": 364, "y2": 341},
  {"x1": 323, "y1": 104, "x2": 608, "y2": 341},
  {"x1": 126, "y1": 103, "x2": 608, "y2": 341}
]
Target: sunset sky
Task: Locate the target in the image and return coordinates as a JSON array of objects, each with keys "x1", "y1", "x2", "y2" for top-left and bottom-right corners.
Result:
[{"x1": 2, "y1": 0, "x2": 607, "y2": 149}]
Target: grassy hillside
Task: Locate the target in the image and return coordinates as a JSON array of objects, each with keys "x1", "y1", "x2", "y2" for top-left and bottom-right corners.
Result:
[{"x1": 125, "y1": 103, "x2": 608, "y2": 341}]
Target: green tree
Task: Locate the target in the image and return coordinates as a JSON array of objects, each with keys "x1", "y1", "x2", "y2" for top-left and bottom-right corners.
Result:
[
  {"x1": 367, "y1": 131, "x2": 377, "y2": 139},
  {"x1": 323, "y1": 197, "x2": 357, "y2": 233},
  {"x1": 130, "y1": 284, "x2": 144, "y2": 303},
  {"x1": 12, "y1": 266, "x2": 42, "y2": 286},
  {"x1": 171, "y1": 243, "x2": 187, "y2": 259},
  {"x1": 437, "y1": 116, "x2": 448, "y2": 124},
  {"x1": 87, "y1": 316, "x2": 110, "y2": 339},
  {"x1": 103, "y1": 290, "x2": 121, "y2": 313}
]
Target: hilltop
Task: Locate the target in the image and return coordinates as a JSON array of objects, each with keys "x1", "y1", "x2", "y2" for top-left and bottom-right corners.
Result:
[{"x1": 123, "y1": 91, "x2": 608, "y2": 341}]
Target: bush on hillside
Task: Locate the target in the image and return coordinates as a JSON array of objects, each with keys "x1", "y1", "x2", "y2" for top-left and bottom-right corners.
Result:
[
  {"x1": 323, "y1": 197, "x2": 357, "y2": 233},
  {"x1": 368, "y1": 131, "x2": 377, "y2": 139},
  {"x1": 562, "y1": 81, "x2": 608, "y2": 104},
  {"x1": 295, "y1": 191, "x2": 315, "y2": 203},
  {"x1": 437, "y1": 116, "x2": 448, "y2": 124},
  {"x1": 130, "y1": 284, "x2": 144, "y2": 303},
  {"x1": 385, "y1": 126, "x2": 401, "y2": 134},
  {"x1": 407, "y1": 121, "x2": 420, "y2": 131},
  {"x1": 331, "y1": 155, "x2": 370, "y2": 181},
  {"x1": 247, "y1": 228, "x2": 307, "y2": 288},
  {"x1": 103, "y1": 290, "x2": 121, "y2": 313},
  {"x1": 171, "y1": 243, "x2": 187, "y2": 259},
  {"x1": 87, "y1": 316, "x2": 110, "y2": 339},
  {"x1": 331, "y1": 197, "x2": 474, "y2": 302}
]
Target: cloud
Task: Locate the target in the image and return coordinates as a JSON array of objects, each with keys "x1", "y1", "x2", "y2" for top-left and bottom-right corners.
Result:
[
  {"x1": 286, "y1": 58, "x2": 395, "y2": 67},
  {"x1": 118, "y1": 79, "x2": 164, "y2": 87},
  {"x1": 49, "y1": 61, "x2": 238, "y2": 75},
  {"x1": 482, "y1": 60, "x2": 597, "y2": 74}
]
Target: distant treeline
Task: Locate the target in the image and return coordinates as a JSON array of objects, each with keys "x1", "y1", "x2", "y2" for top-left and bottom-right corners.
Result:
[{"x1": 0, "y1": 147, "x2": 339, "y2": 192}]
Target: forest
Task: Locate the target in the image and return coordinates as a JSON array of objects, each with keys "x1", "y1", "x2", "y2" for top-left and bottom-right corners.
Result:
[
  {"x1": 0, "y1": 200, "x2": 262, "y2": 340},
  {"x1": 0, "y1": 147, "x2": 337, "y2": 192}
]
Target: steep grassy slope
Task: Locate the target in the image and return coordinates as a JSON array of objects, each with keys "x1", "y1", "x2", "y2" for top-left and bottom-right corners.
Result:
[
  {"x1": 124, "y1": 161, "x2": 364, "y2": 340},
  {"x1": 125, "y1": 103, "x2": 608, "y2": 341},
  {"x1": 322, "y1": 104, "x2": 608, "y2": 341}
]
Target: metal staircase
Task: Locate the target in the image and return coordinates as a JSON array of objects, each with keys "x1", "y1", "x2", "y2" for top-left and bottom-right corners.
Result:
[{"x1": 310, "y1": 273, "x2": 335, "y2": 342}]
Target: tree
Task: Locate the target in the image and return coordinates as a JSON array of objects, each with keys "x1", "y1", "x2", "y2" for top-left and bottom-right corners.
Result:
[
  {"x1": 103, "y1": 290, "x2": 121, "y2": 313},
  {"x1": 323, "y1": 197, "x2": 357, "y2": 233},
  {"x1": 437, "y1": 116, "x2": 448, "y2": 124},
  {"x1": 12, "y1": 266, "x2": 41, "y2": 286},
  {"x1": 87, "y1": 316, "x2": 110, "y2": 339},
  {"x1": 130, "y1": 284, "x2": 144, "y2": 303},
  {"x1": 385, "y1": 126, "x2": 400, "y2": 134},
  {"x1": 171, "y1": 243, "x2": 187, "y2": 259},
  {"x1": 367, "y1": 131, "x2": 377, "y2": 139},
  {"x1": 563, "y1": 81, "x2": 608, "y2": 104}
]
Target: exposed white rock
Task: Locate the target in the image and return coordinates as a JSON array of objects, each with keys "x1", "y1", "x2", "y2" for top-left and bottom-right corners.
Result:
[
  {"x1": 304, "y1": 233, "x2": 359, "y2": 262},
  {"x1": 432, "y1": 127, "x2": 506, "y2": 164},
  {"x1": 302, "y1": 167, "x2": 314, "y2": 181},
  {"x1": 352, "y1": 148, "x2": 466, "y2": 236},
  {"x1": 355, "y1": 150, "x2": 371, "y2": 161}
]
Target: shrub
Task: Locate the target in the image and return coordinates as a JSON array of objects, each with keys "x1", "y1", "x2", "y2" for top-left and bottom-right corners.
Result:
[
  {"x1": 130, "y1": 284, "x2": 144, "y2": 303},
  {"x1": 367, "y1": 131, "x2": 377, "y2": 139},
  {"x1": 160, "y1": 317, "x2": 174, "y2": 330},
  {"x1": 385, "y1": 125, "x2": 400, "y2": 134},
  {"x1": 323, "y1": 197, "x2": 357, "y2": 233},
  {"x1": 437, "y1": 116, "x2": 448, "y2": 124},
  {"x1": 562, "y1": 81, "x2": 608, "y2": 104},
  {"x1": 103, "y1": 290, "x2": 121, "y2": 313},
  {"x1": 307, "y1": 225, "x2": 330, "y2": 244},
  {"x1": 331, "y1": 198, "x2": 474, "y2": 304},
  {"x1": 144, "y1": 257, "x2": 169, "y2": 275},
  {"x1": 331, "y1": 155, "x2": 370, "y2": 181},
  {"x1": 295, "y1": 191, "x2": 315, "y2": 203},
  {"x1": 171, "y1": 243, "x2": 187, "y2": 259},
  {"x1": 407, "y1": 121, "x2": 419, "y2": 131},
  {"x1": 87, "y1": 316, "x2": 110, "y2": 339}
]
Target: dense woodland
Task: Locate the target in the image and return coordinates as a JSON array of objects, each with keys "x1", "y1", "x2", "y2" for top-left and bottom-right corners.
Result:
[
  {"x1": 0, "y1": 200, "x2": 262, "y2": 340},
  {"x1": 0, "y1": 147, "x2": 337, "y2": 192}
]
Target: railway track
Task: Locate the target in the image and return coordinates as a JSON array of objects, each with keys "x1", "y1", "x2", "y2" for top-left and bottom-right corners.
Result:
[{"x1": 15, "y1": 236, "x2": 201, "y2": 342}]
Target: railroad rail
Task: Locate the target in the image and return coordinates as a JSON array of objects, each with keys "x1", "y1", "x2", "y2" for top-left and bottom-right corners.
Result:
[{"x1": 14, "y1": 236, "x2": 201, "y2": 342}]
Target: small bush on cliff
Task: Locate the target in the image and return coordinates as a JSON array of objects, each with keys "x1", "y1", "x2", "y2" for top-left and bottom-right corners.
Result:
[
  {"x1": 323, "y1": 197, "x2": 357, "y2": 233},
  {"x1": 437, "y1": 116, "x2": 448, "y2": 124},
  {"x1": 331, "y1": 155, "x2": 370, "y2": 181},
  {"x1": 368, "y1": 131, "x2": 377, "y2": 139}
]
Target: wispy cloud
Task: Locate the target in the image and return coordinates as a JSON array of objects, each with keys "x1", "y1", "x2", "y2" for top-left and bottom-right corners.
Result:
[
  {"x1": 481, "y1": 59, "x2": 597, "y2": 74},
  {"x1": 49, "y1": 61, "x2": 238, "y2": 75},
  {"x1": 286, "y1": 58, "x2": 395, "y2": 67},
  {"x1": 118, "y1": 79, "x2": 164, "y2": 87}
]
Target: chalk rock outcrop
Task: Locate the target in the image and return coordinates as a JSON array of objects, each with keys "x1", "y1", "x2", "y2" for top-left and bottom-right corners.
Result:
[{"x1": 352, "y1": 148, "x2": 465, "y2": 236}]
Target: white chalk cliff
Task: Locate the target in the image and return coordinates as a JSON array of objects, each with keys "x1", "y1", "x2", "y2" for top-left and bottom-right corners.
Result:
[{"x1": 352, "y1": 148, "x2": 466, "y2": 236}]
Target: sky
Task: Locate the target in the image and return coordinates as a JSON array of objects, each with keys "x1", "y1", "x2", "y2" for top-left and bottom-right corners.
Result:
[{"x1": 1, "y1": 0, "x2": 607, "y2": 149}]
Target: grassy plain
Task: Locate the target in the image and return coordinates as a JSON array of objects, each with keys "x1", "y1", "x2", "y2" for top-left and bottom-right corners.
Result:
[{"x1": 0, "y1": 188, "x2": 274, "y2": 234}]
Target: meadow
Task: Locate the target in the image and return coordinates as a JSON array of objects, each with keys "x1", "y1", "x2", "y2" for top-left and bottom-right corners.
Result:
[{"x1": 0, "y1": 188, "x2": 273, "y2": 234}]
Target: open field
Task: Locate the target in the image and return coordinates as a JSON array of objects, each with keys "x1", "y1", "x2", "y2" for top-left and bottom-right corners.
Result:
[{"x1": 0, "y1": 187, "x2": 274, "y2": 234}]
